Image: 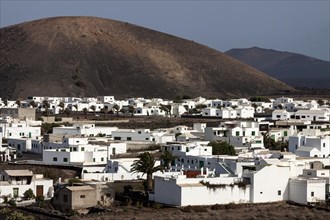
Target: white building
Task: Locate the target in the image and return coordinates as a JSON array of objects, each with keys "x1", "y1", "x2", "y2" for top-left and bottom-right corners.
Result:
[
  {"x1": 152, "y1": 174, "x2": 250, "y2": 206},
  {"x1": 82, "y1": 158, "x2": 162, "y2": 182},
  {"x1": 0, "y1": 170, "x2": 53, "y2": 203},
  {"x1": 53, "y1": 124, "x2": 118, "y2": 138},
  {"x1": 272, "y1": 110, "x2": 291, "y2": 121},
  {"x1": 294, "y1": 110, "x2": 330, "y2": 122},
  {"x1": 288, "y1": 135, "x2": 330, "y2": 158}
]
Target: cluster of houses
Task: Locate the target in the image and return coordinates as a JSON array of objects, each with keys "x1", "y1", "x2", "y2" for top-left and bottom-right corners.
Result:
[{"x1": 0, "y1": 95, "x2": 329, "y2": 211}]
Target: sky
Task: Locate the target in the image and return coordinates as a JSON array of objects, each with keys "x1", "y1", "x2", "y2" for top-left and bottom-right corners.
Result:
[{"x1": 0, "y1": 0, "x2": 329, "y2": 61}]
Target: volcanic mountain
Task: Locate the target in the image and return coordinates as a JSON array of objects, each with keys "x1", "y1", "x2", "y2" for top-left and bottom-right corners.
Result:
[
  {"x1": 225, "y1": 47, "x2": 330, "y2": 89},
  {"x1": 0, "y1": 17, "x2": 293, "y2": 99}
]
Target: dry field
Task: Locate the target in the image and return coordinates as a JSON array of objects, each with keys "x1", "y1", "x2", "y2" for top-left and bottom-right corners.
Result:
[{"x1": 71, "y1": 202, "x2": 330, "y2": 220}]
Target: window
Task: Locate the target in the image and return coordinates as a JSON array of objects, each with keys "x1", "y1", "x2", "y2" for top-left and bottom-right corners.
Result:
[
  {"x1": 278, "y1": 190, "x2": 281, "y2": 196},
  {"x1": 63, "y1": 194, "x2": 68, "y2": 202},
  {"x1": 80, "y1": 195, "x2": 85, "y2": 198},
  {"x1": 63, "y1": 158, "x2": 68, "y2": 162},
  {"x1": 81, "y1": 147, "x2": 85, "y2": 151},
  {"x1": 101, "y1": 157, "x2": 104, "y2": 162},
  {"x1": 127, "y1": 137, "x2": 132, "y2": 141},
  {"x1": 93, "y1": 158, "x2": 96, "y2": 162},
  {"x1": 178, "y1": 146, "x2": 181, "y2": 151},
  {"x1": 252, "y1": 131, "x2": 255, "y2": 136},
  {"x1": 236, "y1": 131, "x2": 240, "y2": 136},
  {"x1": 260, "y1": 192, "x2": 263, "y2": 194},
  {"x1": 114, "y1": 137, "x2": 121, "y2": 140},
  {"x1": 53, "y1": 157, "x2": 57, "y2": 162},
  {"x1": 138, "y1": 131, "x2": 141, "y2": 134},
  {"x1": 311, "y1": 192, "x2": 314, "y2": 197}
]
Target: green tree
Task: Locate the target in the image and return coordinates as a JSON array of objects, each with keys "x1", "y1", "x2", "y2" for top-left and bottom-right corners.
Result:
[
  {"x1": 130, "y1": 152, "x2": 164, "y2": 192},
  {"x1": 208, "y1": 141, "x2": 236, "y2": 155},
  {"x1": 249, "y1": 96, "x2": 271, "y2": 102},
  {"x1": 317, "y1": 99, "x2": 325, "y2": 106},
  {"x1": 160, "y1": 150, "x2": 176, "y2": 171}
]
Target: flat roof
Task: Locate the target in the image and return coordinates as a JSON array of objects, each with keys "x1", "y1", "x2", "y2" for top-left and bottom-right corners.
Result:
[
  {"x1": 178, "y1": 183, "x2": 204, "y2": 188},
  {"x1": 4, "y1": 170, "x2": 33, "y2": 177},
  {"x1": 66, "y1": 186, "x2": 95, "y2": 191}
]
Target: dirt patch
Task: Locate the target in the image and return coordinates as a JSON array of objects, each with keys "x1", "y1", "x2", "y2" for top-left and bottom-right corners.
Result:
[{"x1": 69, "y1": 202, "x2": 330, "y2": 220}]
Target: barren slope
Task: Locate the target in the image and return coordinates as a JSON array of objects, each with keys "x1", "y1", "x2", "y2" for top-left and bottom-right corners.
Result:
[
  {"x1": 226, "y1": 47, "x2": 330, "y2": 88},
  {"x1": 0, "y1": 17, "x2": 293, "y2": 99}
]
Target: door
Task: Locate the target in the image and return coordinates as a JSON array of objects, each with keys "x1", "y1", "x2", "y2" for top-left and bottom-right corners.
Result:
[
  {"x1": 36, "y1": 185, "x2": 43, "y2": 197},
  {"x1": 199, "y1": 160, "x2": 204, "y2": 168}
]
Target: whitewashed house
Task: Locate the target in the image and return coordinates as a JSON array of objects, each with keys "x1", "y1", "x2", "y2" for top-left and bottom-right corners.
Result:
[
  {"x1": 0, "y1": 170, "x2": 53, "y2": 203},
  {"x1": 272, "y1": 110, "x2": 291, "y2": 120},
  {"x1": 288, "y1": 134, "x2": 330, "y2": 158},
  {"x1": 82, "y1": 158, "x2": 163, "y2": 182},
  {"x1": 294, "y1": 110, "x2": 330, "y2": 122},
  {"x1": 52, "y1": 123, "x2": 118, "y2": 138},
  {"x1": 235, "y1": 106, "x2": 255, "y2": 119},
  {"x1": 202, "y1": 107, "x2": 218, "y2": 117},
  {"x1": 151, "y1": 174, "x2": 250, "y2": 206}
]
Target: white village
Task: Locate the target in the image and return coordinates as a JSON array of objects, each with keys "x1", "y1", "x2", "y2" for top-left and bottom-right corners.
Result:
[{"x1": 0, "y1": 95, "x2": 329, "y2": 214}]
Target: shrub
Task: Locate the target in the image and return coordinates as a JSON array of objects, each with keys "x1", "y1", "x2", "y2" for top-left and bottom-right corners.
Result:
[
  {"x1": 152, "y1": 202, "x2": 163, "y2": 209},
  {"x1": 208, "y1": 141, "x2": 235, "y2": 155},
  {"x1": 8, "y1": 199, "x2": 16, "y2": 207},
  {"x1": 23, "y1": 189, "x2": 35, "y2": 199},
  {"x1": 136, "y1": 201, "x2": 143, "y2": 209},
  {"x1": 68, "y1": 178, "x2": 82, "y2": 186}
]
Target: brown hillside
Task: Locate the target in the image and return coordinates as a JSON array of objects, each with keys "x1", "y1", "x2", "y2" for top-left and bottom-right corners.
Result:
[
  {"x1": 225, "y1": 47, "x2": 330, "y2": 89},
  {"x1": 0, "y1": 16, "x2": 293, "y2": 99}
]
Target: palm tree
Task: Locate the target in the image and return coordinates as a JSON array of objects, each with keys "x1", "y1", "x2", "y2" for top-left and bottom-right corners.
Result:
[
  {"x1": 130, "y1": 152, "x2": 164, "y2": 192},
  {"x1": 100, "y1": 107, "x2": 108, "y2": 119},
  {"x1": 160, "y1": 150, "x2": 176, "y2": 171},
  {"x1": 42, "y1": 100, "x2": 50, "y2": 116},
  {"x1": 15, "y1": 99, "x2": 21, "y2": 108},
  {"x1": 29, "y1": 100, "x2": 37, "y2": 108},
  {"x1": 64, "y1": 108, "x2": 71, "y2": 117},
  {"x1": 262, "y1": 132, "x2": 275, "y2": 149},
  {"x1": 159, "y1": 104, "x2": 172, "y2": 116},
  {"x1": 73, "y1": 104, "x2": 78, "y2": 113},
  {"x1": 58, "y1": 101, "x2": 65, "y2": 113},
  {"x1": 128, "y1": 105, "x2": 135, "y2": 117},
  {"x1": 113, "y1": 104, "x2": 120, "y2": 117},
  {"x1": 83, "y1": 107, "x2": 88, "y2": 119},
  {"x1": 90, "y1": 105, "x2": 96, "y2": 114}
]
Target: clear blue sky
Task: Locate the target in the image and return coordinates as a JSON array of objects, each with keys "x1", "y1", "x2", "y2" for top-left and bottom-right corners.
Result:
[{"x1": 1, "y1": 0, "x2": 329, "y2": 61}]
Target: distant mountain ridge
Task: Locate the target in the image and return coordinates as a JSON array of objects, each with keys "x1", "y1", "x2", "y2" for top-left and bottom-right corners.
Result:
[
  {"x1": 0, "y1": 17, "x2": 293, "y2": 99},
  {"x1": 225, "y1": 47, "x2": 330, "y2": 89}
]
